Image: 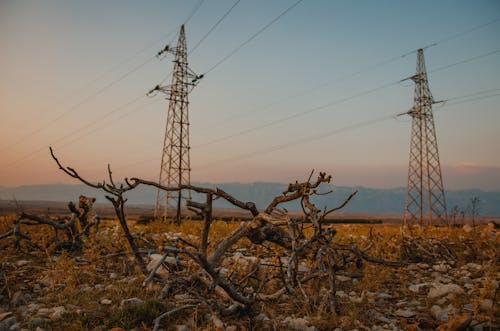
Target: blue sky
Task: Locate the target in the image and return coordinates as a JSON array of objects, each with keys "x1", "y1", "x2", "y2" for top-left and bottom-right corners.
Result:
[{"x1": 1, "y1": 0, "x2": 499, "y2": 189}]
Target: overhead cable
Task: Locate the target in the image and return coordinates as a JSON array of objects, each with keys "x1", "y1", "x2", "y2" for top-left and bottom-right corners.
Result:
[{"x1": 204, "y1": 0, "x2": 304, "y2": 74}]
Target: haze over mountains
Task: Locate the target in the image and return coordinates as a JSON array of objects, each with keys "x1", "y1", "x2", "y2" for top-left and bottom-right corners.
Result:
[{"x1": 1, "y1": 183, "x2": 499, "y2": 216}]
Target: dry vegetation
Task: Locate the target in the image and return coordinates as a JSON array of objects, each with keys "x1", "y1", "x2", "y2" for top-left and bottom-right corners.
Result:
[
  {"x1": 0, "y1": 151, "x2": 498, "y2": 330},
  {"x1": 1, "y1": 211, "x2": 499, "y2": 330}
]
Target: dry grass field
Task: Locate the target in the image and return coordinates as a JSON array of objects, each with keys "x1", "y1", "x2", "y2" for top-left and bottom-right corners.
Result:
[{"x1": 0, "y1": 210, "x2": 498, "y2": 331}]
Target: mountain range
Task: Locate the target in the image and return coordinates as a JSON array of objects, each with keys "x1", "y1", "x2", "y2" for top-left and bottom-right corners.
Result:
[{"x1": 1, "y1": 183, "x2": 499, "y2": 216}]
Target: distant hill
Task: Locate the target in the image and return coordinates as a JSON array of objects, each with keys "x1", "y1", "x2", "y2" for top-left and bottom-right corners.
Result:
[{"x1": 1, "y1": 183, "x2": 499, "y2": 215}]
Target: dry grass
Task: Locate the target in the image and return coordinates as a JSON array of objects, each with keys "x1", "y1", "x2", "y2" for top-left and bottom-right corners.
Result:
[{"x1": 0, "y1": 214, "x2": 499, "y2": 330}]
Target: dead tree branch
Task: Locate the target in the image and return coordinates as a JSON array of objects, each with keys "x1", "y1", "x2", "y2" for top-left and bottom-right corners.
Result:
[
  {"x1": 43, "y1": 150, "x2": 406, "y2": 318},
  {"x1": 50, "y1": 147, "x2": 146, "y2": 273},
  {"x1": 0, "y1": 195, "x2": 98, "y2": 252}
]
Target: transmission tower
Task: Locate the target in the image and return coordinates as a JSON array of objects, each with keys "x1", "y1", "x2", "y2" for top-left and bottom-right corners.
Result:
[
  {"x1": 148, "y1": 25, "x2": 203, "y2": 223},
  {"x1": 403, "y1": 48, "x2": 447, "y2": 226}
]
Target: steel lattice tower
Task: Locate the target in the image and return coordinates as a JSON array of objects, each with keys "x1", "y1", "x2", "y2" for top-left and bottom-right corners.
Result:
[
  {"x1": 403, "y1": 48, "x2": 447, "y2": 226},
  {"x1": 150, "y1": 25, "x2": 202, "y2": 223}
]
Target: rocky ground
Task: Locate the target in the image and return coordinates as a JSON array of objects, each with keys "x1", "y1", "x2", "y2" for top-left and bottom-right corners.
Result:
[{"x1": 0, "y1": 220, "x2": 498, "y2": 331}]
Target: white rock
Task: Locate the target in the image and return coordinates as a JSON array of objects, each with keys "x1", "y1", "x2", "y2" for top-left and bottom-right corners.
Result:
[
  {"x1": 463, "y1": 224, "x2": 473, "y2": 233},
  {"x1": 409, "y1": 300, "x2": 421, "y2": 307},
  {"x1": 14, "y1": 260, "x2": 31, "y2": 267},
  {"x1": 298, "y1": 261, "x2": 309, "y2": 272},
  {"x1": 436, "y1": 297, "x2": 447, "y2": 305},
  {"x1": 433, "y1": 274, "x2": 452, "y2": 284},
  {"x1": 100, "y1": 299, "x2": 112, "y2": 305},
  {"x1": 50, "y1": 306, "x2": 66, "y2": 321},
  {"x1": 120, "y1": 297, "x2": 143, "y2": 307},
  {"x1": 377, "y1": 293, "x2": 392, "y2": 300},
  {"x1": 336, "y1": 275, "x2": 351, "y2": 282},
  {"x1": 428, "y1": 283, "x2": 464, "y2": 299},
  {"x1": 417, "y1": 263, "x2": 430, "y2": 269},
  {"x1": 466, "y1": 263, "x2": 482, "y2": 272},
  {"x1": 336, "y1": 291, "x2": 347, "y2": 298},
  {"x1": 36, "y1": 308, "x2": 51, "y2": 316},
  {"x1": 408, "y1": 283, "x2": 430, "y2": 293},
  {"x1": 38, "y1": 275, "x2": 53, "y2": 288},
  {"x1": 105, "y1": 284, "x2": 117, "y2": 291},
  {"x1": 480, "y1": 299, "x2": 493, "y2": 311},
  {"x1": 395, "y1": 309, "x2": 416, "y2": 318},
  {"x1": 350, "y1": 296, "x2": 363, "y2": 304},
  {"x1": 366, "y1": 309, "x2": 392, "y2": 324},
  {"x1": 255, "y1": 313, "x2": 270, "y2": 322},
  {"x1": 349, "y1": 293, "x2": 363, "y2": 304},
  {"x1": 407, "y1": 264, "x2": 419, "y2": 271},
  {"x1": 146, "y1": 254, "x2": 177, "y2": 277},
  {"x1": 229, "y1": 252, "x2": 258, "y2": 271},
  {"x1": 430, "y1": 305, "x2": 448, "y2": 322},
  {"x1": 282, "y1": 317, "x2": 316, "y2": 331},
  {"x1": 463, "y1": 303, "x2": 474, "y2": 312},
  {"x1": 218, "y1": 267, "x2": 230, "y2": 277},
  {"x1": 433, "y1": 263, "x2": 449, "y2": 272}
]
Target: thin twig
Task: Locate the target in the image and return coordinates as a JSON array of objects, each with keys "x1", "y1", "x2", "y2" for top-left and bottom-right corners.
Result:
[{"x1": 152, "y1": 305, "x2": 197, "y2": 331}]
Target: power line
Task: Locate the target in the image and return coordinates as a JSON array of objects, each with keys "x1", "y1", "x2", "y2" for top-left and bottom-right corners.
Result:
[
  {"x1": 204, "y1": 0, "x2": 304, "y2": 74},
  {"x1": 9, "y1": 24, "x2": 498, "y2": 172},
  {"x1": 444, "y1": 87, "x2": 500, "y2": 102},
  {"x1": 194, "y1": 80, "x2": 400, "y2": 148},
  {"x1": 203, "y1": 55, "x2": 406, "y2": 131},
  {"x1": 194, "y1": 47, "x2": 500, "y2": 149},
  {"x1": 129, "y1": 61, "x2": 500, "y2": 172},
  {"x1": 189, "y1": 0, "x2": 242, "y2": 55},
  {"x1": 4, "y1": 97, "x2": 165, "y2": 170},
  {"x1": 78, "y1": 0, "x2": 208, "y2": 88},
  {"x1": 197, "y1": 114, "x2": 398, "y2": 169},
  {"x1": 0, "y1": 0, "x2": 206, "y2": 154},
  {"x1": 0, "y1": 57, "x2": 155, "y2": 153},
  {"x1": 184, "y1": 0, "x2": 205, "y2": 25},
  {"x1": 29, "y1": 12, "x2": 496, "y2": 162},
  {"x1": 441, "y1": 91, "x2": 500, "y2": 107},
  {"x1": 196, "y1": 91, "x2": 500, "y2": 169},
  {"x1": 3, "y1": 94, "x2": 146, "y2": 168},
  {"x1": 114, "y1": 86, "x2": 500, "y2": 172},
  {"x1": 429, "y1": 49, "x2": 500, "y2": 74},
  {"x1": 155, "y1": 0, "x2": 241, "y2": 86},
  {"x1": 202, "y1": 17, "x2": 500, "y2": 132},
  {"x1": 400, "y1": 17, "x2": 500, "y2": 58},
  {"x1": 82, "y1": 30, "x2": 178, "y2": 89},
  {"x1": 1, "y1": 1, "x2": 206, "y2": 168},
  {"x1": 56, "y1": 98, "x2": 162, "y2": 152},
  {"x1": 432, "y1": 17, "x2": 500, "y2": 46}
]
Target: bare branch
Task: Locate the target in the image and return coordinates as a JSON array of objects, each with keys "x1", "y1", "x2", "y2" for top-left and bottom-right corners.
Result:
[
  {"x1": 50, "y1": 147, "x2": 105, "y2": 191},
  {"x1": 130, "y1": 178, "x2": 259, "y2": 216},
  {"x1": 152, "y1": 305, "x2": 197, "y2": 331},
  {"x1": 323, "y1": 190, "x2": 358, "y2": 218}
]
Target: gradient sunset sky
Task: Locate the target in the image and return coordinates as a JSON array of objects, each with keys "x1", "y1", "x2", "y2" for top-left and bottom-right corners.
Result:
[{"x1": 1, "y1": 0, "x2": 499, "y2": 189}]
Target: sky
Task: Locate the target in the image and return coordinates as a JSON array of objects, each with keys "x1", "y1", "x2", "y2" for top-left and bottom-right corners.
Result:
[{"x1": 0, "y1": 0, "x2": 499, "y2": 190}]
